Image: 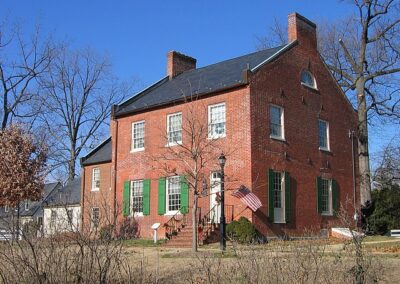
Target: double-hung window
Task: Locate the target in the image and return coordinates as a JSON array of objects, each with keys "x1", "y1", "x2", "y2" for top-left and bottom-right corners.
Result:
[
  {"x1": 321, "y1": 179, "x2": 332, "y2": 215},
  {"x1": 92, "y1": 168, "x2": 100, "y2": 191},
  {"x1": 131, "y1": 180, "x2": 144, "y2": 215},
  {"x1": 67, "y1": 209, "x2": 73, "y2": 226},
  {"x1": 91, "y1": 207, "x2": 100, "y2": 229},
  {"x1": 318, "y1": 119, "x2": 330, "y2": 151},
  {"x1": 132, "y1": 121, "x2": 145, "y2": 151},
  {"x1": 167, "y1": 113, "x2": 182, "y2": 145},
  {"x1": 270, "y1": 105, "x2": 284, "y2": 140},
  {"x1": 208, "y1": 103, "x2": 226, "y2": 138},
  {"x1": 167, "y1": 176, "x2": 181, "y2": 213}
]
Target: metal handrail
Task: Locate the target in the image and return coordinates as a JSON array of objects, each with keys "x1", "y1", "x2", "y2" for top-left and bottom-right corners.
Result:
[{"x1": 163, "y1": 206, "x2": 189, "y2": 239}]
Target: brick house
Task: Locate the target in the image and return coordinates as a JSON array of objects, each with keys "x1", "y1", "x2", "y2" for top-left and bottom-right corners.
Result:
[{"x1": 80, "y1": 13, "x2": 358, "y2": 240}]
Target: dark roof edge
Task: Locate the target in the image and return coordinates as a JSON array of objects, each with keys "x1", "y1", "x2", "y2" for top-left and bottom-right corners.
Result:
[
  {"x1": 80, "y1": 137, "x2": 111, "y2": 166},
  {"x1": 116, "y1": 76, "x2": 169, "y2": 109},
  {"x1": 114, "y1": 82, "x2": 248, "y2": 119},
  {"x1": 81, "y1": 159, "x2": 112, "y2": 167},
  {"x1": 251, "y1": 41, "x2": 297, "y2": 72}
]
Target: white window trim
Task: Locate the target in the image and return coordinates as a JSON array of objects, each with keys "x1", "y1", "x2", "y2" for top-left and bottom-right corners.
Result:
[
  {"x1": 131, "y1": 120, "x2": 145, "y2": 152},
  {"x1": 318, "y1": 119, "x2": 330, "y2": 152},
  {"x1": 92, "y1": 168, "x2": 100, "y2": 191},
  {"x1": 321, "y1": 179, "x2": 333, "y2": 216},
  {"x1": 24, "y1": 201, "x2": 29, "y2": 211},
  {"x1": 165, "y1": 176, "x2": 181, "y2": 215},
  {"x1": 269, "y1": 105, "x2": 285, "y2": 141},
  {"x1": 4, "y1": 205, "x2": 9, "y2": 213},
  {"x1": 166, "y1": 112, "x2": 182, "y2": 146},
  {"x1": 130, "y1": 180, "x2": 144, "y2": 217},
  {"x1": 301, "y1": 70, "x2": 318, "y2": 90},
  {"x1": 208, "y1": 102, "x2": 226, "y2": 139}
]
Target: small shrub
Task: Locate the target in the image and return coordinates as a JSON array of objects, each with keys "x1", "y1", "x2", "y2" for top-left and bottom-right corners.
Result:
[
  {"x1": 226, "y1": 217, "x2": 264, "y2": 244},
  {"x1": 99, "y1": 224, "x2": 114, "y2": 241},
  {"x1": 118, "y1": 217, "x2": 139, "y2": 240}
]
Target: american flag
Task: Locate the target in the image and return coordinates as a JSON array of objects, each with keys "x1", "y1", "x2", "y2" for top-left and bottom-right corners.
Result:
[{"x1": 232, "y1": 185, "x2": 262, "y2": 212}]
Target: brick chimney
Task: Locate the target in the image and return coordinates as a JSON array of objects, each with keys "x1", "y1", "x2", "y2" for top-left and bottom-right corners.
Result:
[
  {"x1": 288, "y1": 13, "x2": 317, "y2": 49},
  {"x1": 167, "y1": 51, "x2": 196, "y2": 78}
]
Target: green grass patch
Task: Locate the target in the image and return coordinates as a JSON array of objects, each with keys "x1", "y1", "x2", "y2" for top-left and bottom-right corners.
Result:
[{"x1": 122, "y1": 238, "x2": 166, "y2": 247}]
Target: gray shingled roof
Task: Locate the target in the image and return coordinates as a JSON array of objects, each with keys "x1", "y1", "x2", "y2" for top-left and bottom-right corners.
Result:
[
  {"x1": 81, "y1": 137, "x2": 111, "y2": 166},
  {"x1": 0, "y1": 182, "x2": 61, "y2": 218},
  {"x1": 114, "y1": 44, "x2": 289, "y2": 117},
  {"x1": 44, "y1": 178, "x2": 81, "y2": 207}
]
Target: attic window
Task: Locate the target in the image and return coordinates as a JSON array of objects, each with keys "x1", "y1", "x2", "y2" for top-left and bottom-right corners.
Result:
[{"x1": 301, "y1": 71, "x2": 317, "y2": 89}]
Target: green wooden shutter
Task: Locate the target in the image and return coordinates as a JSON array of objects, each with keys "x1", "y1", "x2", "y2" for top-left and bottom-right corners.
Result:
[
  {"x1": 123, "y1": 181, "x2": 131, "y2": 217},
  {"x1": 143, "y1": 179, "x2": 151, "y2": 216},
  {"x1": 316, "y1": 176, "x2": 323, "y2": 214},
  {"x1": 180, "y1": 176, "x2": 189, "y2": 214},
  {"x1": 158, "y1": 177, "x2": 166, "y2": 215},
  {"x1": 268, "y1": 169, "x2": 274, "y2": 221},
  {"x1": 332, "y1": 179, "x2": 338, "y2": 215},
  {"x1": 284, "y1": 172, "x2": 291, "y2": 223}
]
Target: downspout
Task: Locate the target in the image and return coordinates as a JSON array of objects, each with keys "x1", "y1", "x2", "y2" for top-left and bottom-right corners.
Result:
[
  {"x1": 112, "y1": 112, "x2": 119, "y2": 226},
  {"x1": 80, "y1": 165, "x2": 85, "y2": 233}
]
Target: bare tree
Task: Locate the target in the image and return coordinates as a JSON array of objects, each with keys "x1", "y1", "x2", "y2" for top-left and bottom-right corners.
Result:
[
  {"x1": 0, "y1": 22, "x2": 54, "y2": 129},
  {"x1": 319, "y1": 0, "x2": 400, "y2": 208},
  {"x1": 38, "y1": 46, "x2": 127, "y2": 181},
  {"x1": 372, "y1": 136, "x2": 400, "y2": 187},
  {"x1": 152, "y1": 100, "x2": 224, "y2": 252},
  {"x1": 257, "y1": 1, "x2": 400, "y2": 209}
]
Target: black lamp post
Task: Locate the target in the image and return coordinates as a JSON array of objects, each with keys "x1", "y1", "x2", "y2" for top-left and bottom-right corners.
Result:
[{"x1": 218, "y1": 153, "x2": 226, "y2": 251}]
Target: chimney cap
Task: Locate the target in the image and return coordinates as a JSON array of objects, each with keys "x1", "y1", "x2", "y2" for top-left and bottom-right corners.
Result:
[
  {"x1": 167, "y1": 50, "x2": 197, "y2": 63},
  {"x1": 289, "y1": 12, "x2": 317, "y2": 29}
]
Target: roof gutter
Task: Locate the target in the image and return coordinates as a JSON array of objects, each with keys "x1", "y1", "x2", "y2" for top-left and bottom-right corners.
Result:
[{"x1": 251, "y1": 41, "x2": 298, "y2": 72}]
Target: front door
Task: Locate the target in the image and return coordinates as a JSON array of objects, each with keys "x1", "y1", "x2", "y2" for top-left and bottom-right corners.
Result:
[
  {"x1": 210, "y1": 171, "x2": 222, "y2": 223},
  {"x1": 273, "y1": 172, "x2": 285, "y2": 223}
]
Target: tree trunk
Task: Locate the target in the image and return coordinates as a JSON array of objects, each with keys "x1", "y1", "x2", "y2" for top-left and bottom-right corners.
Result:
[
  {"x1": 356, "y1": 79, "x2": 372, "y2": 206},
  {"x1": 192, "y1": 195, "x2": 198, "y2": 252},
  {"x1": 68, "y1": 156, "x2": 76, "y2": 181}
]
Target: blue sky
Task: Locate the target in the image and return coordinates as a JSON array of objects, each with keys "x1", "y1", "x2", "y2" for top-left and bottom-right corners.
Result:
[{"x1": 1, "y1": 0, "x2": 398, "y2": 159}]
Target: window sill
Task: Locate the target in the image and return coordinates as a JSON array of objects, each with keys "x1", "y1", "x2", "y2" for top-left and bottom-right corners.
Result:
[
  {"x1": 319, "y1": 147, "x2": 332, "y2": 154},
  {"x1": 273, "y1": 221, "x2": 286, "y2": 224},
  {"x1": 301, "y1": 82, "x2": 319, "y2": 92},
  {"x1": 165, "y1": 211, "x2": 180, "y2": 216},
  {"x1": 165, "y1": 141, "x2": 182, "y2": 147},
  {"x1": 91, "y1": 188, "x2": 100, "y2": 192},
  {"x1": 207, "y1": 134, "x2": 226, "y2": 140},
  {"x1": 321, "y1": 213, "x2": 334, "y2": 217},
  {"x1": 133, "y1": 213, "x2": 143, "y2": 217},
  {"x1": 131, "y1": 148, "x2": 144, "y2": 153},
  {"x1": 270, "y1": 135, "x2": 286, "y2": 142}
]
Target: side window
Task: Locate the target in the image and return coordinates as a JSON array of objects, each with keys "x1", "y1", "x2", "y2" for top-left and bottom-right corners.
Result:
[
  {"x1": 167, "y1": 113, "x2": 182, "y2": 145},
  {"x1": 132, "y1": 120, "x2": 145, "y2": 151},
  {"x1": 91, "y1": 207, "x2": 100, "y2": 229},
  {"x1": 301, "y1": 70, "x2": 317, "y2": 89},
  {"x1": 92, "y1": 168, "x2": 100, "y2": 191},
  {"x1": 208, "y1": 103, "x2": 226, "y2": 138},
  {"x1": 270, "y1": 105, "x2": 284, "y2": 140},
  {"x1": 318, "y1": 119, "x2": 330, "y2": 151}
]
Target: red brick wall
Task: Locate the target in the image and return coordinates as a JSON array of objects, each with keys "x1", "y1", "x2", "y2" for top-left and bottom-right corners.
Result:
[
  {"x1": 81, "y1": 162, "x2": 113, "y2": 233},
  {"x1": 112, "y1": 87, "x2": 253, "y2": 238},
  {"x1": 249, "y1": 41, "x2": 358, "y2": 237}
]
